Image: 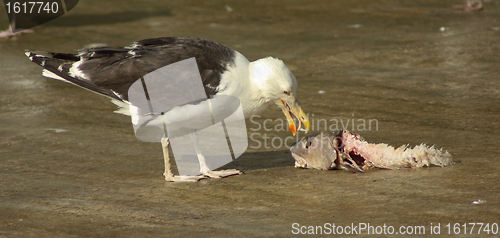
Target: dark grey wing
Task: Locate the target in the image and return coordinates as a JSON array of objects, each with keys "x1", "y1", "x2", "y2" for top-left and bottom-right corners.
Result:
[
  {"x1": 26, "y1": 37, "x2": 236, "y2": 102},
  {"x1": 25, "y1": 50, "x2": 123, "y2": 101}
]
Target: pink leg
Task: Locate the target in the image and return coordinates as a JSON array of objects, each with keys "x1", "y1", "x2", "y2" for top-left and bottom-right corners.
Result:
[{"x1": 0, "y1": 16, "x2": 35, "y2": 39}]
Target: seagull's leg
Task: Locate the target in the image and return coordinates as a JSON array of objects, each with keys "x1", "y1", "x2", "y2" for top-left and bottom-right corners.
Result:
[
  {"x1": 162, "y1": 137, "x2": 199, "y2": 182},
  {"x1": 0, "y1": 24, "x2": 16, "y2": 38},
  {"x1": 0, "y1": 13, "x2": 33, "y2": 39},
  {"x1": 162, "y1": 137, "x2": 174, "y2": 180},
  {"x1": 0, "y1": 14, "x2": 14, "y2": 38},
  {"x1": 188, "y1": 129, "x2": 243, "y2": 179},
  {"x1": 189, "y1": 129, "x2": 210, "y2": 174}
]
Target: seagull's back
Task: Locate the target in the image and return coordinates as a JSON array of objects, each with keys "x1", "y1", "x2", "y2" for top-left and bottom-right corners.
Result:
[{"x1": 26, "y1": 37, "x2": 237, "y2": 102}]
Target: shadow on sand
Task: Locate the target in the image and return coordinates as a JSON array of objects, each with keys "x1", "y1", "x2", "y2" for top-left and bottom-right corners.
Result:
[{"x1": 217, "y1": 150, "x2": 295, "y2": 171}]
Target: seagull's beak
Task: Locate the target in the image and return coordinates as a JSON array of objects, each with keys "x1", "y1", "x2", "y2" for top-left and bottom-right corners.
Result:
[{"x1": 279, "y1": 99, "x2": 311, "y2": 135}]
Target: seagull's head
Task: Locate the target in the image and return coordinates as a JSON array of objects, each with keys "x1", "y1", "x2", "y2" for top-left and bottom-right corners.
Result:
[{"x1": 250, "y1": 57, "x2": 311, "y2": 135}]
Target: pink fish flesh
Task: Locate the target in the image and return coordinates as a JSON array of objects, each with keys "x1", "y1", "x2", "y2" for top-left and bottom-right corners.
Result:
[{"x1": 290, "y1": 130, "x2": 452, "y2": 172}]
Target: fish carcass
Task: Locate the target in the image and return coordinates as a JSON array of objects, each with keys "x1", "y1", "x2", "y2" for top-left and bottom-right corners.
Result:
[{"x1": 290, "y1": 130, "x2": 453, "y2": 172}]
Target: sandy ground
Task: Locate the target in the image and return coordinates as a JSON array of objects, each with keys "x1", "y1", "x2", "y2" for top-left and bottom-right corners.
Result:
[{"x1": 1, "y1": 0, "x2": 499, "y2": 237}]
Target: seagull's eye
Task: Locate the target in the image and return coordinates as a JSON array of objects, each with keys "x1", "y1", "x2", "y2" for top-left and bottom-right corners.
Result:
[{"x1": 283, "y1": 90, "x2": 290, "y2": 95}]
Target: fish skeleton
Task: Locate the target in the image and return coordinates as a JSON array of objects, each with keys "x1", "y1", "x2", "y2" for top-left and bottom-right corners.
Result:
[{"x1": 289, "y1": 130, "x2": 452, "y2": 172}]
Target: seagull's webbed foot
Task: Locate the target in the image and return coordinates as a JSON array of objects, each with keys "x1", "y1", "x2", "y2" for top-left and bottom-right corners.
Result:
[
  {"x1": 164, "y1": 170, "x2": 243, "y2": 182},
  {"x1": 165, "y1": 174, "x2": 209, "y2": 182},
  {"x1": 0, "y1": 29, "x2": 17, "y2": 38},
  {"x1": 203, "y1": 169, "x2": 243, "y2": 179},
  {"x1": 0, "y1": 26, "x2": 34, "y2": 39}
]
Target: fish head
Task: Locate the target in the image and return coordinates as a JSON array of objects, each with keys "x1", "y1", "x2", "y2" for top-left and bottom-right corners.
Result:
[{"x1": 289, "y1": 132, "x2": 339, "y2": 170}]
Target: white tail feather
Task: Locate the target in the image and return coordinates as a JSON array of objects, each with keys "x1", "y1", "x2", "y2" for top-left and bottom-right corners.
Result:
[{"x1": 42, "y1": 69, "x2": 67, "y2": 82}]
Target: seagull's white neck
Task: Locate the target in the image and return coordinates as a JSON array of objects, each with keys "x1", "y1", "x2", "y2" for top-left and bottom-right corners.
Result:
[
  {"x1": 246, "y1": 59, "x2": 276, "y2": 114},
  {"x1": 216, "y1": 53, "x2": 271, "y2": 117},
  {"x1": 217, "y1": 53, "x2": 296, "y2": 118}
]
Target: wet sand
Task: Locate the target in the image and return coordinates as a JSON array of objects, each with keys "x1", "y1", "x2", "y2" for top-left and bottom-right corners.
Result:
[{"x1": 1, "y1": 0, "x2": 499, "y2": 237}]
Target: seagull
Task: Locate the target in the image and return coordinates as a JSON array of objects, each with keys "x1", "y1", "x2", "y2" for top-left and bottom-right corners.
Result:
[
  {"x1": 0, "y1": 22, "x2": 35, "y2": 39},
  {"x1": 0, "y1": 13, "x2": 34, "y2": 39},
  {"x1": 25, "y1": 37, "x2": 311, "y2": 182}
]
